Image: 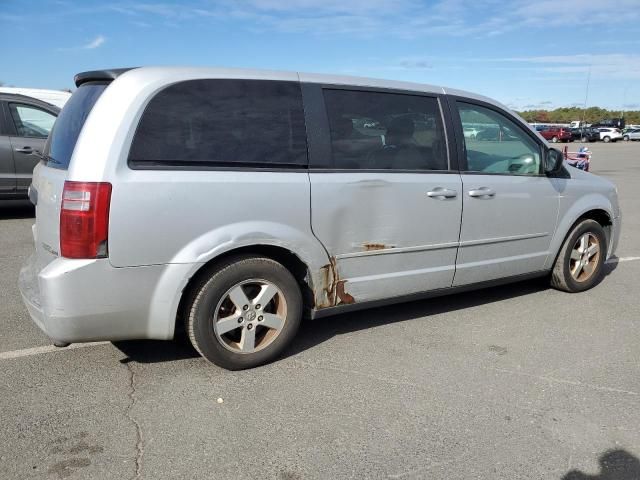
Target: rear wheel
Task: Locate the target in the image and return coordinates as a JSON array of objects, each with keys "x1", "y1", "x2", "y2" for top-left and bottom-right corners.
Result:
[
  {"x1": 580, "y1": 136, "x2": 588, "y2": 142},
  {"x1": 551, "y1": 219, "x2": 606, "y2": 293},
  {"x1": 551, "y1": 136, "x2": 559, "y2": 143},
  {"x1": 186, "y1": 256, "x2": 302, "y2": 370}
]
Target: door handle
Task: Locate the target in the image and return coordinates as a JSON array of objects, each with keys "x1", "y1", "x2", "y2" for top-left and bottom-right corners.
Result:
[
  {"x1": 468, "y1": 187, "x2": 495, "y2": 198},
  {"x1": 15, "y1": 147, "x2": 33, "y2": 154},
  {"x1": 427, "y1": 188, "x2": 457, "y2": 199}
]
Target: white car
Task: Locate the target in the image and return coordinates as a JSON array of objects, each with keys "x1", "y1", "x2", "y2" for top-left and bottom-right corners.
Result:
[
  {"x1": 463, "y1": 126, "x2": 480, "y2": 138},
  {"x1": 598, "y1": 128, "x2": 623, "y2": 143}
]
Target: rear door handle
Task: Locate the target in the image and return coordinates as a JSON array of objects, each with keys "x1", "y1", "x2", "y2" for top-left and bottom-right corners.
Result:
[
  {"x1": 427, "y1": 188, "x2": 457, "y2": 199},
  {"x1": 468, "y1": 187, "x2": 495, "y2": 198},
  {"x1": 15, "y1": 147, "x2": 33, "y2": 154}
]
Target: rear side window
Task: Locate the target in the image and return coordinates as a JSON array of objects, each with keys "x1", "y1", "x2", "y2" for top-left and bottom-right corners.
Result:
[
  {"x1": 323, "y1": 89, "x2": 448, "y2": 171},
  {"x1": 46, "y1": 83, "x2": 107, "y2": 169},
  {"x1": 8, "y1": 104, "x2": 57, "y2": 138},
  {"x1": 129, "y1": 80, "x2": 308, "y2": 168}
]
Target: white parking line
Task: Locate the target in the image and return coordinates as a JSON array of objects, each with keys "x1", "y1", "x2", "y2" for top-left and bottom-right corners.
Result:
[
  {"x1": 607, "y1": 256, "x2": 640, "y2": 264},
  {"x1": 0, "y1": 341, "x2": 110, "y2": 361}
]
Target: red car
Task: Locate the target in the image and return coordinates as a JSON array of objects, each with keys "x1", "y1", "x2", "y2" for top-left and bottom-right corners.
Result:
[{"x1": 539, "y1": 127, "x2": 573, "y2": 143}]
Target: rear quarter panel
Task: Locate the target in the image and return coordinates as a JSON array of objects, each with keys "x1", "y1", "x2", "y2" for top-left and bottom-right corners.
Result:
[{"x1": 107, "y1": 169, "x2": 327, "y2": 272}]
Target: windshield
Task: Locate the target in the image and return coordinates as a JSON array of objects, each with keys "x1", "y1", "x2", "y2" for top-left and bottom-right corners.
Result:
[{"x1": 45, "y1": 82, "x2": 107, "y2": 169}]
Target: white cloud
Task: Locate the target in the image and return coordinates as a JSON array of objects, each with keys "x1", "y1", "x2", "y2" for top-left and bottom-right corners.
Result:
[
  {"x1": 83, "y1": 35, "x2": 106, "y2": 49},
  {"x1": 494, "y1": 54, "x2": 640, "y2": 80}
]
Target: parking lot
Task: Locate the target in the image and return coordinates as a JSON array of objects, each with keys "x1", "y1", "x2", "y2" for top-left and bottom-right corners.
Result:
[{"x1": 1, "y1": 141, "x2": 639, "y2": 479}]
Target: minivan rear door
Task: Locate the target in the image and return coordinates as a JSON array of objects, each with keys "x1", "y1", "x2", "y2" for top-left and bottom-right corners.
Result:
[
  {"x1": 303, "y1": 83, "x2": 462, "y2": 305},
  {"x1": 31, "y1": 83, "x2": 107, "y2": 269}
]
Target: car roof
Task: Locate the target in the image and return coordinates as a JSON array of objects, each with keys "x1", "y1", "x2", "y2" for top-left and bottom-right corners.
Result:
[
  {"x1": 74, "y1": 66, "x2": 512, "y2": 113},
  {"x1": 0, "y1": 92, "x2": 61, "y2": 112}
]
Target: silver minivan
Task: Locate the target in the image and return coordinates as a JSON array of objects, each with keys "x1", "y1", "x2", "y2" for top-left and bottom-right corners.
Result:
[{"x1": 20, "y1": 67, "x2": 621, "y2": 370}]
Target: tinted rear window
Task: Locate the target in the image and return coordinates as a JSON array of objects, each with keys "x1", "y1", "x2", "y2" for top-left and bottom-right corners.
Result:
[
  {"x1": 45, "y1": 83, "x2": 107, "y2": 169},
  {"x1": 128, "y1": 79, "x2": 308, "y2": 168}
]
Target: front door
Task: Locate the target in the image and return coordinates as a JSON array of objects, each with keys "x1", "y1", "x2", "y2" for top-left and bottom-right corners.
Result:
[
  {"x1": 7, "y1": 102, "x2": 56, "y2": 192},
  {"x1": 306, "y1": 86, "x2": 462, "y2": 305},
  {"x1": 450, "y1": 99, "x2": 560, "y2": 286}
]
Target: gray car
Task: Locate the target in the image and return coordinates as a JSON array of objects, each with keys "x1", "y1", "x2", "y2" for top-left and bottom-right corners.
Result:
[
  {"x1": 0, "y1": 93, "x2": 59, "y2": 199},
  {"x1": 19, "y1": 67, "x2": 621, "y2": 370},
  {"x1": 622, "y1": 129, "x2": 640, "y2": 141}
]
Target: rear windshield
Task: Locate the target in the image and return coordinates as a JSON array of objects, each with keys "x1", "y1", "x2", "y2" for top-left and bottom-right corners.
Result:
[{"x1": 44, "y1": 82, "x2": 107, "y2": 169}]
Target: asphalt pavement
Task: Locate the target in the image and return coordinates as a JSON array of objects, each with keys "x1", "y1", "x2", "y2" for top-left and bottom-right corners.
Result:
[{"x1": 1, "y1": 141, "x2": 639, "y2": 479}]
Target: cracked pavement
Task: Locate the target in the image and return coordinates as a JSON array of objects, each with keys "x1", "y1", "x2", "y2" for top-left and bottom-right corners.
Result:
[{"x1": 1, "y1": 142, "x2": 639, "y2": 479}]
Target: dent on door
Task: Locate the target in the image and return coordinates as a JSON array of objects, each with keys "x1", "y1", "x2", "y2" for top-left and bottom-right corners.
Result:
[{"x1": 310, "y1": 173, "x2": 463, "y2": 307}]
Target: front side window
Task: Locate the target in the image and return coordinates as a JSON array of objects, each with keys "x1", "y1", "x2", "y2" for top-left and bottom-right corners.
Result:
[
  {"x1": 129, "y1": 80, "x2": 307, "y2": 168},
  {"x1": 323, "y1": 89, "x2": 448, "y2": 171},
  {"x1": 8, "y1": 104, "x2": 56, "y2": 138},
  {"x1": 457, "y1": 102, "x2": 541, "y2": 175}
]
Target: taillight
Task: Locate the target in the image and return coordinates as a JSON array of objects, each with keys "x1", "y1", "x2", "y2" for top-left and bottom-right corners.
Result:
[{"x1": 60, "y1": 181, "x2": 112, "y2": 259}]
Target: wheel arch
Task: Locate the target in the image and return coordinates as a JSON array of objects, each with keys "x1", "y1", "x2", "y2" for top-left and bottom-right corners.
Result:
[
  {"x1": 546, "y1": 206, "x2": 613, "y2": 270},
  {"x1": 174, "y1": 244, "x2": 317, "y2": 339}
]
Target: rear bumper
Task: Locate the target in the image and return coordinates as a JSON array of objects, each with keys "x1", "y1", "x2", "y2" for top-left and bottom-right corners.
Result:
[{"x1": 19, "y1": 253, "x2": 193, "y2": 343}]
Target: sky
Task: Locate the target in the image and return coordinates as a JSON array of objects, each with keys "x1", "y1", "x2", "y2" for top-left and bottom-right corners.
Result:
[{"x1": 1, "y1": 0, "x2": 640, "y2": 111}]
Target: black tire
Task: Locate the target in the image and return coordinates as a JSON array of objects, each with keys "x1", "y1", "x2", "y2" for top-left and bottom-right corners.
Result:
[
  {"x1": 603, "y1": 136, "x2": 611, "y2": 143},
  {"x1": 186, "y1": 255, "x2": 302, "y2": 370},
  {"x1": 551, "y1": 219, "x2": 607, "y2": 293},
  {"x1": 623, "y1": 135, "x2": 629, "y2": 141},
  {"x1": 552, "y1": 136, "x2": 559, "y2": 143}
]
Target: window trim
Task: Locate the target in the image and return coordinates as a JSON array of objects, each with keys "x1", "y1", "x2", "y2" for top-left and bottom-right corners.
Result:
[
  {"x1": 302, "y1": 82, "x2": 457, "y2": 172},
  {"x1": 447, "y1": 95, "x2": 546, "y2": 177},
  {"x1": 127, "y1": 79, "x2": 309, "y2": 171},
  {"x1": 7, "y1": 102, "x2": 57, "y2": 139}
]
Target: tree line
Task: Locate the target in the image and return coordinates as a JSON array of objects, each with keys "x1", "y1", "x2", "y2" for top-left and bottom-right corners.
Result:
[{"x1": 516, "y1": 106, "x2": 640, "y2": 125}]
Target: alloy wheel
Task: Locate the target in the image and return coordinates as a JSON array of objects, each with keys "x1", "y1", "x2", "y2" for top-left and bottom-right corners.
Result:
[
  {"x1": 569, "y1": 233, "x2": 600, "y2": 282},
  {"x1": 212, "y1": 279, "x2": 287, "y2": 354}
]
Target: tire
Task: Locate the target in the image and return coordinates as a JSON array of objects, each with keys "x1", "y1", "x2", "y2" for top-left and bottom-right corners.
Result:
[
  {"x1": 551, "y1": 219, "x2": 607, "y2": 293},
  {"x1": 603, "y1": 136, "x2": 611, "y2": 143},
  {"x1": 623, "y1": 135, "x2": 629, "y2": 141},
  {"x1": 186, "y1": 255, "x2": 302, "y2": 370},
  {"x1": 580, "y1": 136, "x2": 587, "y2": 142},
  {"x1": 551, "y1": 136, "x2": 559, "y2": 143}
]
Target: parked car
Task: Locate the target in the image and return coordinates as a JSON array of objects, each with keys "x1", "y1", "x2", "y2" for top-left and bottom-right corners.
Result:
[
  {"x1": 0, "y1": 93, "x2": 60, "y2": 200},
  {"x1": 570, "y1": 127, "x2": 599, "y2": 142},
  {"x1": 539, "y1": 126, "x2": 573, "y2": 143},
  {"x1": 622, "y1": 128, "x2": 640, "y2": 141},
  {"x1": 598, "y1": 127, "x2": 623, "y2": 143},
  {"x1": 0, "y1": 87, "x2": 71, "y2": 109},
  {"x1": 592, "y1": 118, "x2": 625, "y2": 129},
  {"x1": 463, "y1": 126, "x2": 480, "y2": 138},
  {"x1": 20, "y1": 67, "x2": 621, "y2": 370}
]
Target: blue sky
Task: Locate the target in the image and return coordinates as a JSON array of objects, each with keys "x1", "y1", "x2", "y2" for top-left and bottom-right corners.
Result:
[{"x1": 1, "y1": 0, "x2": 639, "y2": 111}]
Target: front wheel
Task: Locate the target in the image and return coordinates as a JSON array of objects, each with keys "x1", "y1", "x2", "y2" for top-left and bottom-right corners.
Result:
[
  {"x1": 551, "y1": 136, "x2": 559, "y2": 143},
  {"x1": 551, "y1": 219, "x2": 607, "y2": 293},
  {"x1": 580, "y1": 136, "x2": 588, "y2": 142},
  {"x1": 603, "y1": 136, "x2": 611, "y2": 143},
  {"x1": 186, "y1": 256, "x2": 302, "y2": 370},
  {"x1": 623, "y1": 135, "x2": 630, "y2": 141}
]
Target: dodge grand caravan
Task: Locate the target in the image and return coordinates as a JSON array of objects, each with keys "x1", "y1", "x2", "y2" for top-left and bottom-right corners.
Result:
[{"x1": 20, "y1": 67, "x2": 621, "y2": 370}]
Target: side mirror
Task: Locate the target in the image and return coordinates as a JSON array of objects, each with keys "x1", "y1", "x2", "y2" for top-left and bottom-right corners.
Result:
[{"x1": 544, "y1": 148, "x2": 564, "y2": 174}]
